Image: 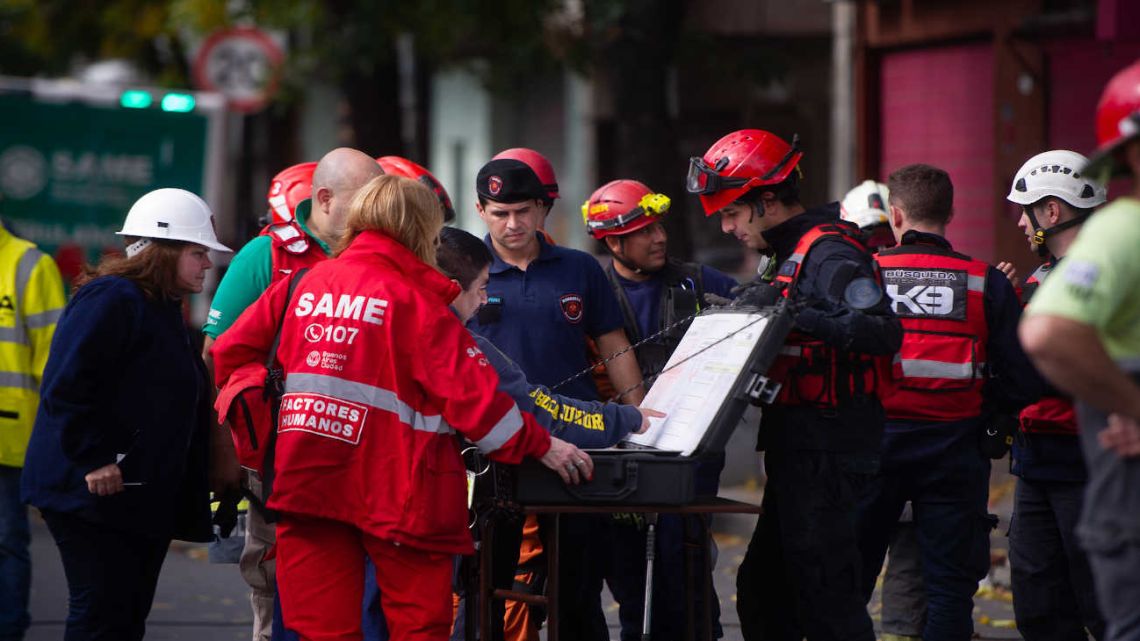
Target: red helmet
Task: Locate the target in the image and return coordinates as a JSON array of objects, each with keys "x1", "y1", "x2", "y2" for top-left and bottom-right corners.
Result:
[
  {"x1": 686, "y1": 129, "x2": 802, "y2": 216},
  {"x1": 492, "y1": 148, "x2": 559, "y2": 200},
  {"x1": 1086, "y1": 60, "x2": 1140, "y2": 180},
  {"x1": 581, "y1": 180, "x2": 671, "y2": 240},
  {"x1": 266, "y1": 162, "x2": 316, "y2": 225},
  {"x1": 375, "y1": 156, "x2": 455, "y2": 222}
]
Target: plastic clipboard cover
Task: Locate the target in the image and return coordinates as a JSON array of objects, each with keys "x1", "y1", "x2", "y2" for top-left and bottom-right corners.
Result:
[
  {"x1": 624, "y1": 301, "x2": 795, "y2": 457},
  {"x1": 511, "y1": 302, "x2": 794, "y2": 507},
  {"x1": 688, "y1": 302, "x2": 794, "y2": 456}
]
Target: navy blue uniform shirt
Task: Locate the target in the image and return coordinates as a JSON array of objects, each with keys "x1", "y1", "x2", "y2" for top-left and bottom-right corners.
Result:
[
  {"x1": 759, "y1": 204, "x2": 902, "y2": 454},
  {"x1": 613, "y1": 264, "x2": 738, "y2": 341},
  {"x1": 468, "y1": 233, "x2": 625, "y2": 402},
  {"x1": 882, "y1": 231, "x2": 1043, "y2": 460}
]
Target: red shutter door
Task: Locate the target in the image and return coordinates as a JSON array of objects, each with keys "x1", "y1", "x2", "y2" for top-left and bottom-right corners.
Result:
[
  {"x1": 880, "y1": 43, "x2": 995, "y2": 262},
  {"x1": 1047, "y1": 41, "x2": 1140, "y2": 199}
]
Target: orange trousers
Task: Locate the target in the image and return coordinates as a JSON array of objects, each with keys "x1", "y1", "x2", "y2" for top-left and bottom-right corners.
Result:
[{"x1": 451, "y1": 516, "x2": 543, "y2": 641}]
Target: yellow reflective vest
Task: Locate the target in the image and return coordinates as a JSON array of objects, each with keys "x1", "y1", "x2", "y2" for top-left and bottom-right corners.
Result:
[{"x1": 0, "y1": 227, "x2": 66, "y2": 468}]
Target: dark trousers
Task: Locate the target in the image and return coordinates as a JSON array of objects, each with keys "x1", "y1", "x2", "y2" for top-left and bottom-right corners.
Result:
[
  {"x1": 881, "y1": 519, "x2": 927, "y2": 637},
  {"x1": 736, "y1": 449, "x2": 875, "y2": 641},
  {"x1": 1086, "y1": 544, "x2": 1140, "y2": 641},
  {"x1": 537, "y1": 514, "x2": 609, "y2": 641},
  {"x1": 606, "y1": 514, "x2": 722, "y2": 641},
  {"x1": 1010, "y1": 478, "x2": 1105, "y2": 641},
  {"x1": 857, "y1": 435, "x2": 991, "y2": 641},
  {"x1": 1076, "y1": 396, "x2": 1140, "y2": 641},
  {"x1": 0, "y1": 465, "x2": 30, "y2": 641},
  {"x1": 41, "y1": 510, "x2": 170, "y2": 641}
]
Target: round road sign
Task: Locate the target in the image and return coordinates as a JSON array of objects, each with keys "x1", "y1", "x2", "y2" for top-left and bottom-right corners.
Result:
[{"x1": 193, "y1": 27, "x2": 284, "y2": 113}]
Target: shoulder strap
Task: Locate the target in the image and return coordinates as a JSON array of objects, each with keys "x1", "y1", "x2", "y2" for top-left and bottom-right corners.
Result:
[
  {"x1": 263, "y1": 222, "x2": 311, "y2": 255},
  {"x1": 266, "y1": 268, "x2": 310, "y2": 369},
  {"x1": 877, "y1": 242, "x2": 973, "y2": 263},
  {"x1": 777, "y1": 222, "x2": 867, "y2": 291},
  {"x1": 663, "y1": 260, "x2": 705, "y2": 294},
  {"x1": 605, "y1": 263, "x2": 642, "y2": 343},
  {"x1": 256, "y1": 266, "x2": 311, "y2": 522}
]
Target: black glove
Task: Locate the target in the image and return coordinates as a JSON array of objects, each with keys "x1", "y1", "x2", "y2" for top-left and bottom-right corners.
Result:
[
  {"x1": 979, "y1": 414, "x2": 1018, "y2": 460},
  {"x1": 730, "y1": 280, "x2": 781, "y2": 309},
  {"x1": 704, "y1": 292, "x2": 733, "y2": 307},
  {"x1": 211, "y1": 489, "x2": 242, "y2": 538}
]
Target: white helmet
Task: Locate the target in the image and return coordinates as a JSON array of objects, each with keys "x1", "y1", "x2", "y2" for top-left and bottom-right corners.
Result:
[
  {"x1": 1006, "y1": 149, "x2": 1106, "y2": 210},
  {"x1": 840, "y1": 180, "x2": 890, "y2": 230},
  {"x1": 117, "y1": 188, "x2": 232, "y2": 255}
]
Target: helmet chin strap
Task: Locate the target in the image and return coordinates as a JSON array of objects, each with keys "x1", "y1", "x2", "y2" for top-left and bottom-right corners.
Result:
[
  {"x1": 747, "y1": 199, "x2": 765, "y2": 223},
  {"x1": 612, "y1": 237, "x2": 660, "y2": 276},
  {"x1": 126, "y1": 238, "x2": 152, "y2": 257},
  {"x1": 1027, "y1": 208, "x2": 1090, "y2": 258}
]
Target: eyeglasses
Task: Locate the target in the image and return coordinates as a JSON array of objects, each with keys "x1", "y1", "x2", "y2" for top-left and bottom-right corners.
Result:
[{"x1": 582, "y1": 193, "x2": 671, "y2": 233}]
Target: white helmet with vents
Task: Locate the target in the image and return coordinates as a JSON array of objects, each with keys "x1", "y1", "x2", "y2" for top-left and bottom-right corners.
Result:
[
  {"x1": 840, "y1": 180, "x2": 890, "y2": 230},
  {"x1": 1006, "y1": 150, "x2": 1106, "y2": 210}
]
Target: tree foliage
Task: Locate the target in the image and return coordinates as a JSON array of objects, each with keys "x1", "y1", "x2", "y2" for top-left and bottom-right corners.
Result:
[{"x1": 0, "y1": 0, "x2": 790, "y2": 259}]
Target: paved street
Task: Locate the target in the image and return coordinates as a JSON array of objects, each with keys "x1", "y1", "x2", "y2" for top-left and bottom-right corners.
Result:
[
  {"x1": 26, "y1": 449, "x2": 1023, "y2": 640},
  {"x1": 26, "y1": 515, "x2": 251, "y2": 641},
  {"x1": 707, "y1": 468, "x2": 1021, "y2": 641}
]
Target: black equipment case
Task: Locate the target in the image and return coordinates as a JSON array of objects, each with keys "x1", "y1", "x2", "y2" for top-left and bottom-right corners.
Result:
[{"x1": 512, "y1": 302, "x2": 794, "y2": 506}]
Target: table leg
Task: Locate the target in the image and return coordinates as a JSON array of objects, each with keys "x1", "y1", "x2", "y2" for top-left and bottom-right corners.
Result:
[
  {"x1": 547, "y1": 513, "x2": 560, "y2": 641},
  {"x1": 478, "y1": 517, "x2": 494, "y2": 641},
  {"x1": 702, "y1": 515, "x2": 713, "y2": 641}
]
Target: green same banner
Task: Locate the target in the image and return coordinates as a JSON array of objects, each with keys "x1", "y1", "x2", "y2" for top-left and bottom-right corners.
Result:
[{"x1": 0, "y1": 93, "x2": 210, "y2": 279}]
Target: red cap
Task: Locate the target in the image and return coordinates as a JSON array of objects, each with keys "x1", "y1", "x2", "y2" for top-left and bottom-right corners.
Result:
[{"x1": 492, "y1": 148, "x2": 559, "y2": 200}]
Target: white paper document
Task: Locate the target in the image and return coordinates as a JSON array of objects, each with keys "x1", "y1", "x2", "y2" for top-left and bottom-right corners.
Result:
[{"x1": 624, "y1": 312, "x2": 770, "y2": 455}]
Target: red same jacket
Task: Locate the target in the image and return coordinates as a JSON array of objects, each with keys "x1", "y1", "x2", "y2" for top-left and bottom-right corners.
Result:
[{"x1": 212, "y1": 230, "x2": 552, "y2": 554}]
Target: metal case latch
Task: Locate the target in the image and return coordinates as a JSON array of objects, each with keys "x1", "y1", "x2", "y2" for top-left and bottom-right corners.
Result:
[{"x1": 744, "y1": 373, "x2": 782, "y2": 405}]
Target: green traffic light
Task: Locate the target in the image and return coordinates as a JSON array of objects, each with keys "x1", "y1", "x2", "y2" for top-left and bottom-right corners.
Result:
[
  {"x1": 161, "y1": 93, "x2": 195, "y2": 113},
  {"x1": 120, "y1": 90, "x2": 152, "y2": 109}
]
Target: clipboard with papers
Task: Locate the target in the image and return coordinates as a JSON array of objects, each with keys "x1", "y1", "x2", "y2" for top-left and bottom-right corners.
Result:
[{"x1": 514, "y1": 302, "x2": 795, "y2": 506}]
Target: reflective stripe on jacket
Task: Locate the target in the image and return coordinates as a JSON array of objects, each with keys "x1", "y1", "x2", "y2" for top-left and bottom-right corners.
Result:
[
  {"x1": 0, "y1": 228, "x2": 66, "y2": 467},
  {"x1": 875, "y1": 242, "x2": 989, "y2": 421},
  {"x1": 768, "y1": 222, "x2": 882, "y2": 408},
  {"x1": 1018, "y1": 263, "x2": 1078, "y2": 434},
  {"x1": 212, "y1": 230, "x2": 551, "y2": 554}
]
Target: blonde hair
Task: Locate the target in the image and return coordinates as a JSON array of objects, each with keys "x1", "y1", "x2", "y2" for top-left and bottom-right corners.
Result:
[{"x1": 337, "y1": 174, "x2": 444, "y2": 264}]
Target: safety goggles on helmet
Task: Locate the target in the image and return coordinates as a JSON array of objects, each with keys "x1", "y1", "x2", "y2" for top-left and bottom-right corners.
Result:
[
  {"x1": 581, "y1": 192, "x2": 671, "y2": 234},
  {"x1": 686, "y1": 134, "x2": 801, "y2": 196},
  {"x1": 686, "y1": 156, "x2": 749, "y2": 195}
]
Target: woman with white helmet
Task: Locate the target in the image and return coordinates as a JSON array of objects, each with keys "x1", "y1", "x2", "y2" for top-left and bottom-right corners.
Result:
[{"x1": 21, "y1": 188, "x2": 231, "y2": 641}]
